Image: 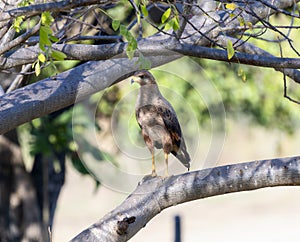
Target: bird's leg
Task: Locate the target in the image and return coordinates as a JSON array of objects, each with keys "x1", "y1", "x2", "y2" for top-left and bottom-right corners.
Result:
[
  {"x1": 151, "y1": 151, "x2": 157, "y2": 177},
  {"x1": 164, "y1": 153, "x2": 169, "y2": 177}
]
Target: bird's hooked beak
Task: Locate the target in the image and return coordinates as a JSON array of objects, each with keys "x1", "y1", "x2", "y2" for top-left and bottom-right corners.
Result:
[{"x1": 130, "y1": 76, "x2": 142, "y2": 84}]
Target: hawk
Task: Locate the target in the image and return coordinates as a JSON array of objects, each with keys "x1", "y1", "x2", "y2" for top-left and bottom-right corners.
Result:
[{"x1": 131, "y1": 70, "x2": 191, "y2": 176}]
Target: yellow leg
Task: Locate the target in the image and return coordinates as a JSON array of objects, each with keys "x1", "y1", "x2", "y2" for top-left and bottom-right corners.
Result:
[
  {"x1": 151, "y1": 151, "x2": 157, "y2": 177},
  {"x1": 164, "y1": 153, "x2": 169, "y2": 177}
]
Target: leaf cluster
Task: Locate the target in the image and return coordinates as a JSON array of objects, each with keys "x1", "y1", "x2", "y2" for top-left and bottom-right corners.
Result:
[{"x1": 24, "y1": 107, "x2": 101, "y2": 186}]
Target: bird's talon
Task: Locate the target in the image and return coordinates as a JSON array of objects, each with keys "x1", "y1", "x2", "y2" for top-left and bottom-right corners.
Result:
[
  {"x1": 151, "y1": 171, "x2": 157, "y2": 177},
  {"x1": 164, "y1": 171, "x2": 169, "y2": 178}
]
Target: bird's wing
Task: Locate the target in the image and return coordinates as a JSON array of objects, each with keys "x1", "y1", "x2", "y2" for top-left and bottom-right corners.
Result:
[
  {"x1": 135, "y1": 107, "x2": 142, "y2": 129},
  {"x1": 156, "y1": 98, "x2": 190, "y2": 168},
  {"x1": 155, "y1": 104, "x2": 182, "y2": 150}
]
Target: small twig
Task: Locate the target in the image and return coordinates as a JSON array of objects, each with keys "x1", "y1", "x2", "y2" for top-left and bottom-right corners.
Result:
[
  {"x1": 128, "y1": 0, "x2": 143, "y2": 38},
  {"x1": 0, "y1": 20, "x2": 11, "y2": 40},
  {"x1": 247, "y1": 8, "x2": 300, "y2": 57},
  {"x1": 283, "y1": 73, "x2": 300, "y2": 105},
  {"x1": 277, "y1": 35, "x2": 300, "y2": 105},
  {"x1": 176, "y1": 0, "x2": 193, "y2": 39},
  {"x1": 0, "y1": 24, "x2": 16, "y2": 49},
  {"x1": 6, "y1": 64, "x2": 32, "y2": 93},
  {"x1": 257, "y1": 0, "x2": 300, "y2": 18},
  {"x1": 61, "y1": 15, "x2": 101, "y2": 31},
  {"x1": 0, "y1": 21, "x2": 41, "y2": 56}
]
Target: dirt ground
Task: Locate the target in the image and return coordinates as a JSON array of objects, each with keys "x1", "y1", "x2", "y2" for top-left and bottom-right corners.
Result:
[{"x1": 52, "y1": 121, "x2": 300, "y2": 242}]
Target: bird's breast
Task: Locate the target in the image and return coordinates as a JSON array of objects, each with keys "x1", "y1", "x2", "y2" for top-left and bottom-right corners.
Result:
[{"x1": 137, "y1": 105, "x2": 163, "y2": 127}]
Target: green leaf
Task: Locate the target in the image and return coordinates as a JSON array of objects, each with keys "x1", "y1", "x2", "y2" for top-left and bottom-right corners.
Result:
[
  {"x1": 18, "y1": 0, "x2": 34, "y2": 7},
  {"x1": 38, "y1": 53, "x2": 46, "y2": 63},
  {"x1": 247, "y1": 21, "x2": 253, "y2": 30},
  {"x1": 226, "y1": 40, "x2": 235, "y2": 60},
  {"x1": 119, "y1": 24, "x2": 128, "y2": 36},
  {"x1": 141, "y1": 4, "x2": 148, "y2": 17},
  {"x1": 39, "y1": 25, "x2": 52, "y2": 50},
  {"x1": 172, "y1": 16, "x2": 179, "y2": 31},
  {"x1": 35, "y1": 61, "x2": 41, "y2": 76},
  {"x1": 13, "y1": 16, "x2": 25, "y2": 32},
  {"x1": 118, "y1": 24, "x2": 137, "y2": 59},
  {"x1": 238, "y1": 16, "x2": 246, "y2": 26},
  {"x1": 163, "y1": 19, "x2": 173, "y2": 31},
  {"x1": 226, "y1": 3, "x2": 237, "y2": 10},
  {"x1": 238, "y1": 67, "x2": 247, "y2": 82},
  {"x1": 161, "y1": 8, "x2": 171, "y2": 23},
  {"x1": 126, "y1": 37, "x2": 137, "y2": 59},
  {"x1": 126, "y1": 49, "x2": 135, "y2": 59},
  {"x1": 41, "y1": 11, "x2": 54, "y2": 26},
  {"x1": 40, "y1": 25, "x2": 52, "y2": 35},
  {"x1": 137, "y1": 12, "x2": 141, "y2": 26},
  {"x1": 51, "y1": 50, "x2": 67, "y2": 61},
  {"x1": 112, "y1": 19, "x2": 120, "y2": 31},
  {"x1": 49, "y1": 61, "x2": 58, "y2": 75},
  {"x1": 242, "y1": 72, "x2": 247, "y2": 82},
  {"x1": 127, "y1": 33, "x2": 137, "y2": 48},
  {"x1": 49, "y1": 35, "x2": 59, "y2": 42},
  {"x1": 137, "y1": 52, "x2": 151, "y2": 69}
]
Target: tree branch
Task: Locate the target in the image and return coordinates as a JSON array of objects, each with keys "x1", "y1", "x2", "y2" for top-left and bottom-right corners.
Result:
[
  {"x1": 4, "y1": 40, "x2": 300, "y2": 74},
  {"x1": 215, "y1": 35, "x2": 300, "y2": 83},
  {"x1": 70, "y1": 156, "x2": 300, "y2": 242},
  {"x1": 0, "y1": 0, "x2": 111, "y2": 23},
  {"x1": 0, "y1": 54, "x2": 180, "y2": 135},
  {"x1": 0, "y1": 22, "x2": 40, "y2": 55}
]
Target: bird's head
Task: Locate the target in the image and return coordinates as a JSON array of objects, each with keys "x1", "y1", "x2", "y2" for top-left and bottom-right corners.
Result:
[{"x1": 131, "y1": 70, "x2": 156, "y2": 86}]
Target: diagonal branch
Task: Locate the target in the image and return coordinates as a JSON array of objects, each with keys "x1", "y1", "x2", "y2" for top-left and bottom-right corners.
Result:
[
  {"x1": 0, "y1": 22, "x2": 40, "y2": 55},
  {"x1": 0, "y1": 54, "x2": 180, "y2": 135},
  {"x1": 71, "y1": 156, "x2": 300, "y2": 242}
]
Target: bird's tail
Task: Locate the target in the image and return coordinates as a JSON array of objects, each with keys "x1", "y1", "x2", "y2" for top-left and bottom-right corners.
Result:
[{"x1": 173, "y1": 138, "x2": 191, "y2": 171}]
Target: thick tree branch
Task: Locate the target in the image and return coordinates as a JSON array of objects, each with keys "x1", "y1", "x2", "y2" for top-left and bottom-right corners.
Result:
[
  {"x1": 71, "y1": 156, "x2": 300, "y2": 242},
  {"x1": 3, "y1": 41, "x2": 300, "y2": 73},
  {"x1": 0, "y1": 54, "x2": 180, "y2": 135}
]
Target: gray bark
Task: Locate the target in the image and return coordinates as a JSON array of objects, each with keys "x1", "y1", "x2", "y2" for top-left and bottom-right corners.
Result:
[
  {"x1": 71, "y1": 156, "x2": 300, "y2": 242},
  {"x1": 0, "y1": 55, "x2": 179, "y2": 134}
]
